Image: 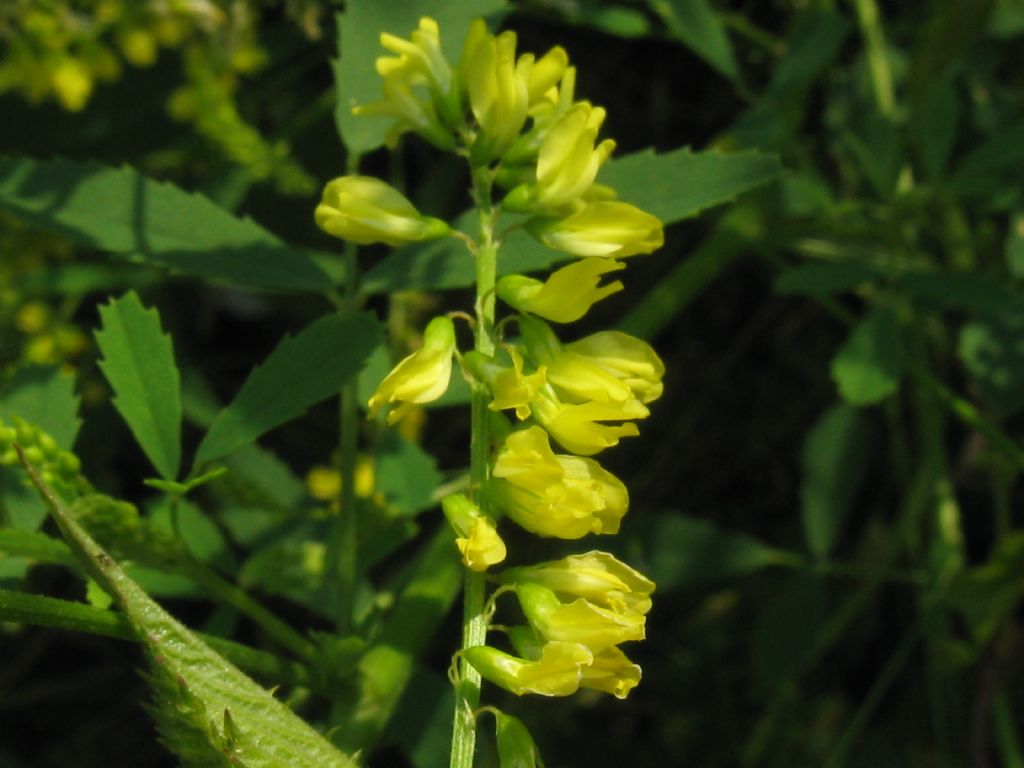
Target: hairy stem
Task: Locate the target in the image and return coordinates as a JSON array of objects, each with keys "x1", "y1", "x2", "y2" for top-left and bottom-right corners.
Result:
[{"x1": 450, "y1": 165, "x2": 499, "y2": 768}]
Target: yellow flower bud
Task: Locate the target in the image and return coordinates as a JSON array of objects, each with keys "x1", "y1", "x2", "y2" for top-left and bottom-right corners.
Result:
[
  {"x1": 503, "y1": 102, "x2": 615, "y2": 212},
  {"x1": 500, "y1": 550, "x2": 655, "y2": 616},
  {"x1": 524, "y1": 46, "x2": 569, "y2": 105},
  {"x1": 490, "y1": 426, "x2": 628, "y2": 537},
  {"x1": 515, "y1": 582, "x2": 645, "y2": 654},
  {"x1": 526, "y1": 200, "x2": 664, "y2": 258},
  {"x1": 496, "y1": 257, "x2": 625, "y2": 323},
  {"x1": 375, "y1": 17, "x2": 460, "y2": 130},
  {"x1": 461, "y1": 19, "x2": 530, "y2": 162},
  {"x1": 442, "y1": 494, "x2": 507, "y2": 571},
  {"x1": 463, "y1": 641, "x2": 593, "y2": 697},
  {"x1": 368, "y1": 316, "x2": 456, "y2": 424},
  {"x1": 315, "y1": 176, "x2": 450, "y2": 246}
]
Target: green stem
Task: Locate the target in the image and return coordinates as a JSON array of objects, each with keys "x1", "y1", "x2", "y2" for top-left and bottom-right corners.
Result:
[
  {"x1": 183, "y1": 561, "x2": 318, "y2": 662},
  {"x1": 0, "y1": 587, "x2": 313, "y2": 689},
  {"x1": 326, "y1": 152, "x2": 364, "y2": 634},
  {"x1": 450, "y1": 165, "x2": 499, "y2": 768},
  {"x1": 852, "y1": 0, "x2": 896, "y2": 118}
]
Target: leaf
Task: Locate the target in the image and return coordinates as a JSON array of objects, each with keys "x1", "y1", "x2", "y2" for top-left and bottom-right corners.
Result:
[
  {"x1": 914, "y1": 70, "x2": 960, "y2": 181},
  {"x1": 958, "y1": 308, "x2": 1024, "y2": 417},
  {"x1": 647, "y1": 0, "x2": 740, "y2": 81},
  {"x1": 774, "y1": 262, "x2": 879, "y2": 297},
  {"x1": 0, "y1": 155, "x2": 332, "y2": 293},
  {"x1": 800, "y1": 404, "x2": 869, "y2": 559},
  {"x1": 15, "y1": 454, "x2": 355, "y2": 768},
  {"x1": 363, "y1": 146, "x2": 783, "y2": 294},
  {"x1": 375, "y1": 430, "x2": 442, "y2": 517},
  {"x1": 947, "y1": 532, "x2": 1024, "y2": 644},
  {"x1": 831, "y1": 307, "x2": 905, "y2": 405},
  {"x1": 766, "y1": 10, "x2": 849, "y2": 100},
  {"x1": 333, "y1": 0, "x2": 506, "y2": 155},
  {"x1": 0, "y1": 528, "x2": 77, "y2": 569},
  {"x1": 194, "y1": 311, "x2": 381, "y2": 468},
  {"x1": 900, "y1": 270, "x2": 1023, "y2": 314},
  {"x1": 95, "y1": 291, "x2": 182, "y2": 480},
  {"x1": 0, "y1": 365, "x2": 80, "y2": 450},
  {"x1": 750, "y1": 572, "x2": 828, "y2": 691},
  {"x1": 948, "y1": 119, "x2": 1024, "y2": 200},
  {"x1": 630, "y1": 512, "x2": 791, "y2": 590}
]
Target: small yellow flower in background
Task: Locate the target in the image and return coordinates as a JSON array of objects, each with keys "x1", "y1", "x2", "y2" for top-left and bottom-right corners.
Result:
[
  {"x1": 463, "y1": 641, "x2": 593, "y2": 697},
  {"x1": 306, "y1": 465, "x2": 342, "y2": 501},
  {"x1": 531, "y1": 387, "x2": 642, "y2": 456},
  {"x1": 461, "y1": 19, "x2": 529, "y2": 163},
  {"x1": 503, "y1": 102, "x2": 615, "y2": 212},
  {"x1": 51, "y1": 58, "x2": 93, "y2": 111},
  {"x1": 566, "y1": 330, "x2": 666, "y2": 404},
  {"x1": 514, "y1": 582, "x2": 646, "y2": 653},
  {"x1": 315, "y1": 176, "x2": 450, "y2": 246},
  {"x1": 368, "y1": 315, "x2": 456, "y2": 424},
  {"x1": 496, "y1": 257, "x2": 625, "y2": 324},
  {"x1": 526, "y1": 200, "x2": 664, "y2": 258},
  {"x1": 490, "y1": 426, "x2": 628, "y2": 537},
  {"x1": 442, "y1": 494, "x2": 506, "y2": 571},
  {"x1": 500, "y1": 551, "x2": 655, "y2": 617},
  {"x1": 463, "y1": 347, "x2": 547, "y2": 419}
]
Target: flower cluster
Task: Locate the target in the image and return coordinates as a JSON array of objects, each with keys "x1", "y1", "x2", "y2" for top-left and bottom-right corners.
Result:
[{"x1": 315, "y1": 16, "x2": 664, "y2": 710}]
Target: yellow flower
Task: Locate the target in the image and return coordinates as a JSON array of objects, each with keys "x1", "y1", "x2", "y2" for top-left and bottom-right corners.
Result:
[
  {"x1": 515, "y1": 582, "x2": 646, "y2": 653},
  {"x1": 580, "y1": 645, "x2": 642, "y2": 699},
  {"x1": 463, "y1": 641, "x2": 593, "y2": 697},
  {"x1": 354, "y1": 77, "x2": 456, "y2": 150},
  {"x1": 442, "y1": 494, "x2": 506, "y2": 571},
  {"x1": 462, "y1": 347, "x2": 547, "y2": 419},
  {"x1": 500, "y1": 551, "x2": 655, "y2": 616},
  {"x1": 377, "y1": 18, "x2": 454, "y2": 106},
  {"x1": 526, "y1": 200, "x2": 664, "y2": 258},
  {"x1": 368, "y1": 316, "x2": 456, "y2": 424},
  {"x1": 566, "y1": 330, "x2": 666, "y2": 404},
  {"x1": 460, "y1": 19, "x2": 529, "y2": 163},
  {"x1": 523, "y1": 45, "x2": 569, "y2": 105},
  {"x1": 496, "y1": 257, "x2": 625, "y2": 323},
  {"x1": 315, "y1": 176, "x2": 450, "y2": 246},
  {"x1": 531, "y1": 387, "x2": 642, "y2": 456},
  {"x1": 489, "y1": 426, "x2": 628, "y2": 538},
  {"x1": 503, "y1": 102, "x2": 615, "y2": 212}
]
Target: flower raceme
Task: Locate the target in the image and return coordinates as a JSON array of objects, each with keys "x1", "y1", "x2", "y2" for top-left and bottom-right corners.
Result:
[
  {"x1": 367, "y1": 315, "x2": 455, "y2": 424},
  {"x1": 315, "y1": 176, "x2": 450, "y2": 246}
]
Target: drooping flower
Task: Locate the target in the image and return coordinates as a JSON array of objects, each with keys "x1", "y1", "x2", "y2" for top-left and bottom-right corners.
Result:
[
  {"x1": 566, "y1": 330, "x2": 666, "y2": 404},
  {"x1": 462, "y1": 641, "x2": 593, "y2": 697},
  {"x1": 367, "y1": 315, "x2": 456, "y2": 424},
  {"x1": 530, "y1": 386, "x2": 642, "y2": 456},
  {"x1": 489, "y1": 426, "x2": 628, "y2": 537},
  {"x1": 496, "y1": 257, "x2": 625, "y2": 323},
  {"x1": 526, "y1": 200, "x2": 664, "y2": 258},
  {"x1": 442, "y1": 493, "x2": 507, "y2": 571},
  {"x1": 315, "y1": 176, "x2": 450, "y2": 245},
  {"x1": 462, "y1": 347, "x2": 547, "y2": 420},
  {"x1": 499, "y1": 550, "x2": 655, "y2": 616},
  {"x1": 514, "y1": 582, "x2": 646, "y2": 653}
]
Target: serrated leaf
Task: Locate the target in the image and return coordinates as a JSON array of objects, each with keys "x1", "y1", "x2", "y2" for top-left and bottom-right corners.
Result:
[
  {"x1": 194, "y1": 312, "x2": 381, "y2": 468},
  {"x1": 800, "y1": 404, "x2": 869, "y2": 559},
  {"x1": 0, "y1": 156, "x2": 332, "y2": 293},
  {"x1": 647, "y1": 0, "x2": 740, "y2": 81},
  {"x1": 95, "y1": 291, "x2": 182, "y2": 480},
  {"x1": 0, "y1": 365, "x2": 80, "y2": 450},
  {"x1": 363, "y1": 146, "x2": 783, "y2": 294},
  {"x1": 831, "y1": 307, "x2": 905, "y2": 405},
  {"x1": 17, "y1": 452, "x2": 355, "y2": 768},
  {"x1": 333, "y1": 0, "x2": 505, "y2": 154},
  {"x1": 375, "y1": 430, "x2": 442, "y2": 517}
]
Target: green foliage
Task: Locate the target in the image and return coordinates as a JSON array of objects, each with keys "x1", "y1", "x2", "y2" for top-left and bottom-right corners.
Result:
[
  {"x1": 0, "y1": 156, "x2": 332, "y2": 293},
  {"x1": 0, "y1": 365, "x2": 81, "y2": 450},
  {"x1": 646, "y1": 0, "x2": 739, "y2": 81},
  {"x1": 194, "y1": 311, "x2": 381, "y2": 467},
  {"x1": 830, "y1": 307, "x2": 905, "y2": 406},
  {"x1": 95, "y1": 291, "x2": 182, "y2": 480}
]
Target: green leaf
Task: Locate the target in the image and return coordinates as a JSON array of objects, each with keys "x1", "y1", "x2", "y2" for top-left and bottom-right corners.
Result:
[
  {"x1": 901, "y1": 270, "x2": 1023, "y2": 314},
  {"x1": 958, "y1": 309, "x2": 1024, "y2": 417},
  {"x1": 0, "y1": 365, "x2": 80, "y2": 450},
  {"x1": 0, "y1": 528, "x2": 77, "y2": 569},
  {"x1": 17, "y1": 452, "x2": 356, "y2": 768},
  {"x1": 333, "y1": 1, "x2": 505, "y2": 154},
  {"x1": 750, "y1": 572, "x2": 827, "y2": 690},
  {"x1": 95, "y1": 291, "x2": 182, "y2": 480},
  {"x1": 947, "y1": 533, "x2": 1024, "y2": 644},
  {"x1": 363, "y1": 146, "x2": 783, "y2": 294},
  {"x1": 831, "y1": 307, "x2": 905, "y2": 405},
  {"x1": 800, "y1": 404, "x2": 869, "y2": 559},
  {"x1": 1007, "y1": 209, "x2": 1024, "y2": 277},
  {"x1": 774, "y1": 262, "x2": 880, "y2": 297},
  {"x1": 914, "y1": 70, "x2": 960, "y2": 181},
  {"x1": 0, "y1": 156, "x2": 332, "y2": 293},
  {"x1": 632, "y1": 512, "x2": 792, "y2": 590},
  {"x1": 948, "y1": 119, "x2": 1024, "y2": 200},
  {"x1": 375, "y1": 430, "x2": 443, "y2": 517},
  {"x1": 647, "y1": 0, "x2": 740, "y2": 81},
  {"x1": 766, "y1": 10, "x2": 849, "y2": 100},
  {"x1": 194, "y1": 311, "x2": 381, "y2": 468}
]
